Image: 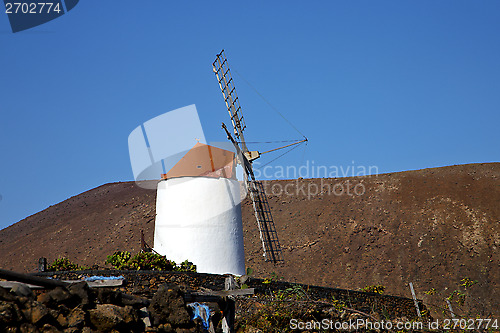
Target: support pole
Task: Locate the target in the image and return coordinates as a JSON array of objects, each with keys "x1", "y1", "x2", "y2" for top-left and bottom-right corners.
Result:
[
  {"x1": 38, "y1": 257, "x2": 47, "y2": 272},
  {"x1": 222, "y1": 276, "x2": 236, "y2": 333},
  {"x1": 409, "y1": 282, "x2": 422, "y2": 319},
  {"x1": 445, "y1": 298, "x2": 456, "y2": 319}
]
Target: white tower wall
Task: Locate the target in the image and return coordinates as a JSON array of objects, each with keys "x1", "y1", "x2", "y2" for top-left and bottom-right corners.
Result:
[{"x1": 153, "y1": 177, "x2": 245, "y2": 275}]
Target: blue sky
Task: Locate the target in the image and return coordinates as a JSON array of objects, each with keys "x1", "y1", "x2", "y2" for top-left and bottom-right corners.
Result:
[{"x1": 1, "y1": 0, "x2": 499, "y2": 230}]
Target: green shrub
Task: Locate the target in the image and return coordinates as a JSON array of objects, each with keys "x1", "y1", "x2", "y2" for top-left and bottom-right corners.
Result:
[
  {"x1": 174, "y1": 260, "x2": 196, "y2": 272},
  {"x1": 128, "y1": 252, "x2": 175, "y2": 271},
  {"x1": 236, "y1": 296, "x2": 326, "y2": 332},
  {"x1": 105, "y1": 251, "x2": 132, "y2": 270},
  {"x1": 105, "y1": 251, "x2": 176, "y2": 271},
  {"x1": 424, "y1": 288, "x2": 436, "y2": 295},
  {"x1": 360, "y1": 285, "x2": 385, "y2": 294},
  {"x1": 47, "y1": 257, "x2": 86, "y2": 271},
  {"x1": 274, "y1": 284, "x2": 307, "y2": 301},
  {"x1": 460, "y1": 277, "x2": 477, "y2": 290},
  {"x1": 331, "y1": 296, "x2": 346, "y2": 310}
]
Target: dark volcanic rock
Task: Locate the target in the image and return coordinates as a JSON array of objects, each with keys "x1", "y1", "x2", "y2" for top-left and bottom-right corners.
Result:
[
  {"x1": 40, "y1": 323, "x2": 60, "y2": 332},
  {"x1": 67, "y1": 306, "x2": 86, "y2": 328},
  {"x1": 0, "y1": 287, "x2": 17, "y2": 302},
  {"x1": 23, "y1": 300, "x2": 51, "y2": 325},
  {"x1": 68, "y1": 281, "x2": 94, "y2": 309},
  {"x1": 1, "y1": 283, "x2": 151, "y2": 332},
  {"x1": 89, "y1": 303, "x2": 142, "y2": 332},
  {"x1": 0, "y1": 300, "x2": 19, "y2": 325},
  {"x1": 41, "y1": 287, "x2": 72, "y2": 307},
  {"x1": 97, "y1": 288, "x2": 122, "y2": 306},
  {"x1": 11, "y1": 284, "x2": 34, "y2": 298},
  {"x1": 148, "y1": 284, "x2": 190, "y2": 327},
  {"x1": 19, "y1": 322, "x2": 38, "y2": 333}
]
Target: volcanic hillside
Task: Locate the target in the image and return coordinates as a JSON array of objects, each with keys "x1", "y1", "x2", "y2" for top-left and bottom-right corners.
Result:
[{"x1": 0, "y1": 163, "x2": 499, "y2": 318}]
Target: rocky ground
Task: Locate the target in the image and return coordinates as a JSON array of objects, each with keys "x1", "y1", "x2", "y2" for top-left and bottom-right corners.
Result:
[
  {"x1": 0, "y1": 283, "x2": 384, "y2": 333},
  {"x1": 1, "y1": 269, "x2": 430, "y2": 333},
  {"x1": 0, "y1": 281, "x2": 209, "y2": 332},
  {"x1": 0, "y1": 163, "x2": 499, "y2": 319}
]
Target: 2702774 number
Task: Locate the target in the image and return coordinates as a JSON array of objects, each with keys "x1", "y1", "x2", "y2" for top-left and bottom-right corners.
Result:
[
  {"x1": 5, "y1": 2, "x2": 61, "y2": 14},
  {"x1": 442, "y1": 318, "x2": 498, "y2": 330}
]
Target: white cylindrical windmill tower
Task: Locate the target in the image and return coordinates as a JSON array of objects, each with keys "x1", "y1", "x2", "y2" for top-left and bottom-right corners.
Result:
[{"x1": 153, "y1": 143, "x2": 246, "y2": 276}]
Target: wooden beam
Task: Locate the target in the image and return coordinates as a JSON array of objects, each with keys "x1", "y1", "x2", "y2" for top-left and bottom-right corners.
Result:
[{"x1": 0, "y1": 268, "x2": 68, "y2": 288}]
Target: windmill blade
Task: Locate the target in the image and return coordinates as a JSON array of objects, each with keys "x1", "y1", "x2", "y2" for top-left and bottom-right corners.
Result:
[
  {"x1": 222, "y1": 123, "x2": 284, "y2": 263},
  {"x1": 247, "y1": 180, "x2": 284, "y2": 263},
  {"x1": 216, "y1": 50, "x2": 284, "y2": 264},
  {"x1": 213, "y1": 50, "x2": 248, "y2": 153}
]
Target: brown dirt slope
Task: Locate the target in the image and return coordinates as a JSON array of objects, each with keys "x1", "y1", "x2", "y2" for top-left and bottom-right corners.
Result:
[{"x1": 1, "y1": 163, "x2": 499, "y2": 317}]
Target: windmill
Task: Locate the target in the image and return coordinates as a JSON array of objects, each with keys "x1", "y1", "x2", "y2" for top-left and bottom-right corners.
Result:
[
  {"x1": 150, "y1": 52, "x2": 305, "y2": 276},
  {"x1": 213, "y1": 50, "x2": 307, "y2": 264},
  {"x1": 151, "y1": 105, "x2": 246, "y2": 276}
]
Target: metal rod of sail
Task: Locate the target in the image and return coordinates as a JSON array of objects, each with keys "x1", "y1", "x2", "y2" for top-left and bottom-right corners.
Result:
[
  {"x1": 213, "y1": 50, "x2": 249, "y2": 153},
  {"x1": 260, "y1": 139, "x2": 308, "y2": 155}
]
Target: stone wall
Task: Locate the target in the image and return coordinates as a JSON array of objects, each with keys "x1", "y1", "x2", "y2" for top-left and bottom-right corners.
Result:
[{"x1": 35, "y1": 270, "x2": 428, "y2": 320}]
